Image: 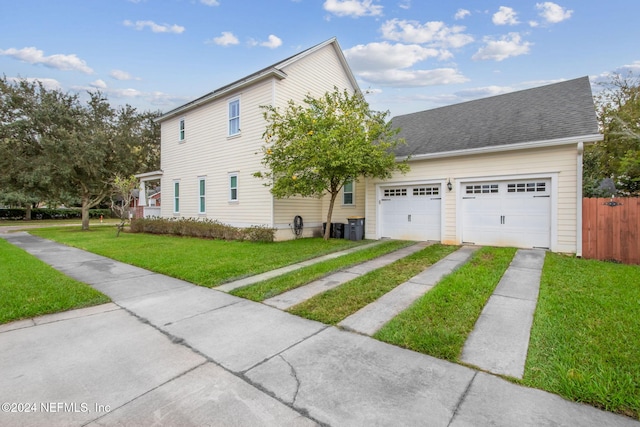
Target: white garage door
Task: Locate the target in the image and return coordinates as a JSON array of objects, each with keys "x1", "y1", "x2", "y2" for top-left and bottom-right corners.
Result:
[
  {"x1": 461, "y1": 179, "x2": 551, "y2": 248},
  {"x1": 380, "y1": 184, "x2": 441, "y2": 241}
]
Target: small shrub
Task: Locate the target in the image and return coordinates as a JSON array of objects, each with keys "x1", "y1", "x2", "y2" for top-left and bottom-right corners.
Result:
[
  {"x1": 129, "y1": 217, "x2": 275, "y2": 242},
  {"x1": 0, "y1": 208, "x2": 112, "y2": 220}
]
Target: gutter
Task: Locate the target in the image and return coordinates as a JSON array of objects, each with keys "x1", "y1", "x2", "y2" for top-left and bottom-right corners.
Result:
[{"x1": 396, "y1": 133, "x2": 603, "y2": 162}]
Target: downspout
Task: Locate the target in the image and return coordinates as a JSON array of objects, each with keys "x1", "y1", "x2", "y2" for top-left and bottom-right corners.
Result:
[
  {"x1": 576, "y1": 142, "x2": 584, "y2": 257},
  {"x1": 270, "y1": 78, "x2": 276, "y2": 230}
]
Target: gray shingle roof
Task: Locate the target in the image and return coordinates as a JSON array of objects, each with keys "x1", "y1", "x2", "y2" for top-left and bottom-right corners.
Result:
[{"x1": 391, "y1": 77, "x2": 600, "y2": 157}]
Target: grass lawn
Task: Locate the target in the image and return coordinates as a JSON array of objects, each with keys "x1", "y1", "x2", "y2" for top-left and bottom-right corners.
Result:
[
  {"x1": 287, "y1": 244, "x2": 460, "y2": 324},
  {"x1": 231, "y1": 239, "x2": 415, "y2": 301},
  {"x1": 374, "y1": 246, "x2": 516, "y2": 361},
  {"x1": 0, "y1": 238, "x2": 110, "y2": 324},
  {"x1": 523, "y1": 253, "x2": 640, "y2": 419},
  {"x1": 30, "y1": 227, "x2": 367, "y2": 287}
]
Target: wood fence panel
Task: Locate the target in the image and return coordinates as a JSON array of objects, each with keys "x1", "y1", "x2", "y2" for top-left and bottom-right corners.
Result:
[{"x1": 582, "y1": 198, "x2": 640, "y2": 264}]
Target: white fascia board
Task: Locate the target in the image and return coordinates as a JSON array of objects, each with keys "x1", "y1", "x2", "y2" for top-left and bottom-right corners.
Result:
[
  {"x1": 397, "y1": 133, "x2": 603, "y2": 162},
  {"x1": 156, "y1": 70, "x2": 287, "y2": 123}
]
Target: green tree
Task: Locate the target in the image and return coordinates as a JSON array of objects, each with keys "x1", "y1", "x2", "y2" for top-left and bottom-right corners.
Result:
[
  {"x1": 256, "y1": 88, "x2": 409, "y2": 240},
  {"x1": 586, "y1": 72, "x2": 640, "y2": 196},
  {"x1": 110, "y1": 174, "x2": 138, "y2": 237},
  {"x1": 0, "y1": 77, "x2": 160, "y2": 229}
]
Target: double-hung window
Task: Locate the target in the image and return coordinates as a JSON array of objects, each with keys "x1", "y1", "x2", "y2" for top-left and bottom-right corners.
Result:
[
  {"x1": 173, "y1": 180, "x2": 180, "y2": 213},
  {"x1": 343, "y1": 180, "x2": 354, "y2": 205},
  {"x1": 229, "y1": 173, "x2": 238, "y2": 202},
  {"x1": 198, "y1": 177, "x2": 206, "y2": 214},
  {"x1": 228, "y1": 98, "x2": 240, "y2": 136},
  {"x1": 179, "y1": 118, "x2": 185, "y2": 142}
]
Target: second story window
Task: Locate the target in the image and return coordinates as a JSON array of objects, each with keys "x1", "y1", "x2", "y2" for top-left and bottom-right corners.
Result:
[
  {"x1": 179, "y1": 118, "x2": 185, "y2": 142},
  {"x1": 228, "y1": 99, "x2": 240, "y2": 136}
]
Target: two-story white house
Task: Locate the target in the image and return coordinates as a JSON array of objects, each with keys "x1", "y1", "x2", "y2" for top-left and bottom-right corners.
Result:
[
  {"x1": 140, "y1": 37, "x2": 601, "y2": 254},
  {"x1": 144, "y1": 38, "x2": 364, "y2": 240}
]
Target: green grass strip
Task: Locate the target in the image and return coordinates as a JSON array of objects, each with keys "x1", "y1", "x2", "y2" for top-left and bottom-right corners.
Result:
[
  {"x1": 31, "y1": 227, "x2": 367, "y2": 287},
  {"x1": 287, "y1": 244, "x2": 460, "y2": 325},
  {"x1": 231, "y1": 240, "x2": 415, "y2": 301},
  {"x1": 0, "y1": 238, "x2": 110, "y2": 324},
  {"x1": 374, "y1": 246, "x2": 516, "y2": 361},
  {"x1": 523, "y1": 253, "x2": 640, "y2": 419}
]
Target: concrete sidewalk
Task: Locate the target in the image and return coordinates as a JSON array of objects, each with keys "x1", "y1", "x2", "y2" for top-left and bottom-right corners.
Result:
[{"x1": 1, "y1": 232, "x2": 638, "y2": 426}]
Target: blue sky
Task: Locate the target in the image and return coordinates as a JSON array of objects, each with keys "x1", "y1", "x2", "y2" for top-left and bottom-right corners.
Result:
[{"x1": 1, "y1": 0, "x2": 638, "y2": 117}]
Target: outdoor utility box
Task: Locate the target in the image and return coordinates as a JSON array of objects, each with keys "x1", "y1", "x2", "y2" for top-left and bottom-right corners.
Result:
[{"x1": 346, "y1": 217, "x2": 365, "y2": 241}]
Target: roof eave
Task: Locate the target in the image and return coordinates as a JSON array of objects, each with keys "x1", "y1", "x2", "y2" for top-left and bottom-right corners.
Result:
[
  {"x1": 397, "y1": 133, "x2": 604, "y2": 162},
  {"x1": 155, "y1": 69, "x2": 288, "y2": 123}
]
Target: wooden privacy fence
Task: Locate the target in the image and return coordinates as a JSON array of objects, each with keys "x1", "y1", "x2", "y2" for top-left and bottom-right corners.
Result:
[{"x1": 582, "y1": 197, "x2": 640, "y2": 264}]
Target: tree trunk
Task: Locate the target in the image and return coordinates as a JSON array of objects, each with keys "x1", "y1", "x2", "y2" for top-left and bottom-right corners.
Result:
[
  {"x1": 81, "y1": 196, "x2": 90, "y2": 231},
  {"x1": 324, "y1": 191, "x2": 339, "y2": 240},
  {"x1": 25, "y1": 204, "x2": 32, "y2": 221}
]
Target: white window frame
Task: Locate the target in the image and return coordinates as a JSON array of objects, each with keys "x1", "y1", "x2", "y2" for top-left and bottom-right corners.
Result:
[
  {"x1": 228, "y1": 98, "x2": 240, "y2": 136},
  {"x1": 179, "y1": 118, "x2": 185, "y2": 142},
  {"x1": 198, "y1": 176, "x2": 206, "y2": 214},
  {"x1": 173, "y1": 180, "x2": 180, "y2": 214},
  {"x1": 343, "y1": 179, "x2": 354, "y2": 205},
  {"x1": 229, "y1": 172, "x2": 238, "y2": 202}
]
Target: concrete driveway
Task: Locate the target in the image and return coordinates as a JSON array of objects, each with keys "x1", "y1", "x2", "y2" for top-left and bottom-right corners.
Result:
[{"x1": 1, "y1": 232, "x2": 638, "y2": 426}]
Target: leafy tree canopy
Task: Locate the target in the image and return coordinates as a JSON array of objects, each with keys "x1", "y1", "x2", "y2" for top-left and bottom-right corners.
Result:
[
  {"x1": 255, "y1": 87, "x2": 409, "y2": 239},
  {"x1": 0, "y1": 77, "x2": 160, "y2": 227},
  {"x1": 585, "y1": 72, "x2": 640, "y2": 196}
]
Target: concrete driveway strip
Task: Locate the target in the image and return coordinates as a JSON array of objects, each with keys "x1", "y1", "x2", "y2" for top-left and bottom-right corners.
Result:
[
  {"x1": 246, "y1": 327, "x2": 476, "y2": 426},
  {"x1": 0, "y1": 305, "x2": 206, "y2": 427},
  {"x1": 339, "y1": 246, "x2": 478, "y2": 335},
  {"x1": 264, "y1": 241, "x2": 431, "y2": 310},
  {"x1": 461, "y1": 249, "x2": 545, "y2": 379}
]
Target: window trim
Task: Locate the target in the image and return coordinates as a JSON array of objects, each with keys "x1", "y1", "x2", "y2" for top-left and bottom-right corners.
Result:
[
  {"x1": 173, "y1": 180, "x2": 180, "y2": 214},
  {"x1": 343, "y1": 179, "x2": 354, "y2": 206},
  {"x1": 228, "y1": 97, "x2": 240, "y2": 137},
  {"x1": 198, "y1": 176, "x2": 206, "y2": 214},
  {"x1": 229, "y1": 172, "x2": 238, "y2": 202},
  {"x1": 178, "y1": 118, "x2": 185, "y2": 142}
]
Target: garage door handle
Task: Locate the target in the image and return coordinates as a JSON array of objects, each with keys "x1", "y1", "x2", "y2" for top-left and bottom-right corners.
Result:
[
  {"x1": 500, "y1": 215, "x2": 505, "y2": 224},
  {"x1": 408, "y1": 214, "x2": 412, "y2": 222}
]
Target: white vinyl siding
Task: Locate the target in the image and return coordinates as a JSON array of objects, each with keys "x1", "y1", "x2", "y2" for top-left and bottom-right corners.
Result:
[
  {"x1": 228, "y1": 98, "x2": 240, "y2": 136},
  {"x1": 198, "y1": 177, "x2": 206, "y2": 214}
]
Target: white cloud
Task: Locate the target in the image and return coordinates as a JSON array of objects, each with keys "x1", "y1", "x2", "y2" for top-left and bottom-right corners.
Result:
[
  {"x1": 529, "y1": 20, "x2": 540, "y2": 27},
  {"x1": 123, "y1": 20, "x2": 185, "y2": 34},
  {"x1": 323, "y1": 0, "x2": 383, "y2": 17},
  {"x1": 492, "y1": 6, "x2": 520, "y2": 25},
  {"x1": 208, "y1": 31, "x2": 239, "y2": 46},
  {"x1": 344, "y1": 42, "x2": 467, "y2": 88},
  {"x1": 357, "y1": 68, "x2": 468, "y2": 87},
  {"x1": 398, "y1": 0, "x2": 411, "y2": 10},
  {"x1": 261, "y1": 35, "x2": 283, "y2": 49},
  {"x1": 454, "y1": 9, "x2": 470, "y2": 20},
  {"x1": 200, "y1": 0, "x2": 220, "y2": 5},
  {"x1": 380, "y1": 19, "x2": 474, "y2": 48},
  {"x1": 472, "y1": 33, "x2": 532, "y2": 61},
  {"x1": 344, "y1": 42, "x2": 443, "y2": 71},
  {"x1": 89, "y1": 79, "x2": 107, "y2": 89},
  {"x1": 536, "y1": 2, "x2": 573, "y2": 24},
  {"x1": 0, "y1": 47, "x2": 93, "y2": 74},
  {"x1": 7, "y1": 76, "x2": 61, "y2": 90},
  {"x1": 110, "y1": 69, "x2": 140, "y2": 81}
]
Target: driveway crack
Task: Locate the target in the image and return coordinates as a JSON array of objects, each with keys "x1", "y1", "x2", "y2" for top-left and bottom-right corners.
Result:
[{"x1": 279, "y1": 354, "x2": 301, "y2": 406}]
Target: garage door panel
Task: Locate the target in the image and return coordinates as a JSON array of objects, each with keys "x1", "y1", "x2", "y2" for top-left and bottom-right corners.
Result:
[
  {"x1": 381, "y1": 185, "x2": 441, "y2": 241},
  {"x1": 461, "y1": 179, "x2": 551, "y2": 249}
]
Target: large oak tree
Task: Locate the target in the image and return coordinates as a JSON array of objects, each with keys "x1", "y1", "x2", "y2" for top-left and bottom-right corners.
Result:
[{"x1": 0, "y1": 77, "x2": 160, "y2": 228}]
